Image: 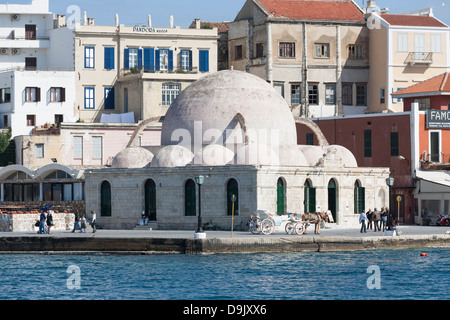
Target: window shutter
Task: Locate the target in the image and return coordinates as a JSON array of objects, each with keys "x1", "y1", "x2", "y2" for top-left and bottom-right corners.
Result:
[
  {"x1": 138, "y1": 49, "x2": 143, "y2": 69},
  {"x1": 168, "y1": 50, "x2": 173, "y2": 71},
  {"x1": 35, "y1": 87, "x2": 41, "y2": 102},
  {"x1": 104, "y1": 47, "x2": 114, "y2": 69},
  {"x1": 124, "y1": 48, "x2": 130, "y2": 69},
  {"x1": 60, "y1": 87, "x2": 66, "y2": 102},
  {"x1": 189, "y1": 50, "x2": 193, "y2": 71},
  {"x1": 155, "y1": 49, "x2": 160, "y2": 71},
  {"x1": 144, "y1": 48, "x2": 155, "y2": 71},
  {"x1": 199, "y1": 50, "x2": 209, "y2": 72}
]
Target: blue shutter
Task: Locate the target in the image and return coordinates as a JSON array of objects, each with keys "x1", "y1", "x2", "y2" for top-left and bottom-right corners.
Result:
[
  {"x1": 138, "y1": 49, "x2": 143, "y2": 70},
  {"x1": 124, "y1": 48, "x2": 130, "y2": 69},
  {"x1": 155, "y1": 49, "x2": 160, "y2": 71},
  {"x1": 168, "y1": 50, "x2": 173, "y2": 71},
  {"x1": 199, "y1": 50, "x2": 209, "y2": 72},
  {"x1": 143, "y1": 48, "x2": 155, "y2": 71},
  {"x1": 104, "y1": 47, "x2": 115, "y2": 70},
  {"x1": 189, "y1": 50, "x2": 193, "y2": 71}
]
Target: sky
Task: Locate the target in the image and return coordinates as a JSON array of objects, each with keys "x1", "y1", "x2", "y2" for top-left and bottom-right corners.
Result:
[{"x1": 7, "y1": 0, "x2": 450, "y2": 28}]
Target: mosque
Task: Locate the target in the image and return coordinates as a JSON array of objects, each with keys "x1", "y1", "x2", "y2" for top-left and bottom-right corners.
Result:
[{"x1": 84, "y1": 70, "x2": 390, "y2": 230}]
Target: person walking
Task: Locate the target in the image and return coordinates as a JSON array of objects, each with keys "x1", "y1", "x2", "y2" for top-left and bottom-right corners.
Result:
[
  {"x1": 46, "y1": 210, "x2": 54, "y2": 234},
  {"x1": 39, "y1": 210, "x2": 47, "y2": 234},
  {"x1": 71, "y1": 210, "x2": 83, "y2": 233},
  {"x1": 90, "y1": 210, "x2": 97, "y2": 233},
  {"x1": 80, "y1": 214, "x2": 87, "y2": 233},
  {"x1": 373, "y1": 208, "x2": 381, "y2": 232},
  {"x1": 359, "y1": 211, "x2": 367, "y2": 233}
]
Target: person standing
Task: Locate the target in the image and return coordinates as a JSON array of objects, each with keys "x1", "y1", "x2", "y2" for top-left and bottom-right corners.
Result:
[
  {"x1": 359, "y1": 211, "x2": 367, "y2": 233},
  {"x1": 380, "y1": 207, "x2": 387, "y2": 232},
  {"x1": 80, "y1": 214, "x2": 87, "y2": 233},
  {"x1": 71, "y1": 210, "x2": 83, "y2": 233},
  {"x1": 46, "y1": 210, "x2": 54, "y2": 234},
  {"x1": 373, "y1": 208, "x2": 381, "y2": 232},
  {"x1": 39, "y1": 210, "x2": 47, "y2": 234},
  {"x1": 90, "y1": 211, "x2": 97, "y2": 233},
  {"x1": 366, "y1": 209, "x2": 373, "y2": 230}
]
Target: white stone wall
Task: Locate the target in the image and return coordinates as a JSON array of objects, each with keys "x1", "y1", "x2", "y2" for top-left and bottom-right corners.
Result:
[{"x1": 0, "y1": 213, "x2": 74, "y2": 232}]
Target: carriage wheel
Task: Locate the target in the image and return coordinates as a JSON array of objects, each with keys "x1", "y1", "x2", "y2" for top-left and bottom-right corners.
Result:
[
  {"x1": 261, "y1": 218, "x2": 275, "y2": 235},
  {"x1": 250, "y1": 219, "x2": 262, "y2": 235},
  {"x1": 295, "y1": 223, "x2": 305, "y2": 235},
  {"x1": 285, "y1": 222, "x2": 295, "y2": 235}
]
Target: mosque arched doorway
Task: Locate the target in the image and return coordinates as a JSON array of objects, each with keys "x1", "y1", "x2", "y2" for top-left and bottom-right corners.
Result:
[
  {"x1": 328, "y1": 179, "x2": 338, "y2": 222},
  {"x1": 277, "y1": 178, "x2": 285, "y2": 214},
  {"x1": 100, "y1": 181, "x2": 112, "y2": 217},
  {"x1": 144, "y1": 179, "x2": 157, "y2": 221}
]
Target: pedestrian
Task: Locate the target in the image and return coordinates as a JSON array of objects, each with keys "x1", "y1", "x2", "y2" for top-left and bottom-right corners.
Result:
[
  {"x1": 359, "y1": 211, "x2": 367, "y2": 233},
  {"x1": 373, "y1": 208, "x2": 381, "y2": 232},
  {"x1": 46, "y1": 210, "x2": 54, "y2": 234},
  {"x1": 380, "y1": 207, "x2": 387, "y2": 232},
  {"x1": 366, "y1": 209, "x2": 373, "y2": 230},
  {"x1": 80, "y1": 214, "x2": 87, "y2": 233},
  {"x1": 90, "y1": 210, "x2": 97, "y2": 233},
  {"x1": 39, "y1": 210, "x2": 47, "y2": 234},
  {"x1": 71, "y1": 210, "x2": 83, "y2": 233}
]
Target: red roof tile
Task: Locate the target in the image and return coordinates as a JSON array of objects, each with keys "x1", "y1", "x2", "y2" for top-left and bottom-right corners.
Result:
[
  {"x1": 392, "y1": 73, "x2": 450, "y2": 96},
  {"x1": 256, "y1": 0, "x2": 365, "y2": 22},
  {"x1": 380, "y1": 14, "x2": 447, "y2": 28}
]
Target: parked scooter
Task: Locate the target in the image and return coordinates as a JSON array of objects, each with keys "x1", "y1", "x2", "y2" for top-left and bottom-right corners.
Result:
[{"x1": 436, "y1": 214, "x2": 450, "y2": 226}]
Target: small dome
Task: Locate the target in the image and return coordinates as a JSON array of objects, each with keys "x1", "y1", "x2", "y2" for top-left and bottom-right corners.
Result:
[
  {"x1": 150, "y1": 145, "x2": 194, "y2": 168},
  {"x1": 298, "y1": 146, "x2": 326, "y2": 167},
  {"x1": 192, "y1": 144, "x2": 234, "y2": 166},
  {"x1": 112, "y1": 147, "x2": 154, "y2": 169},
  {"x1": 231, "y1": 143, "x2": 280, "y2": 166},
  {"x1": 325, "y1": 145, "x2": 358, "y2": 168},
  {"x1": 278, "y1": 145, "x2": 309, "y2": 166}
]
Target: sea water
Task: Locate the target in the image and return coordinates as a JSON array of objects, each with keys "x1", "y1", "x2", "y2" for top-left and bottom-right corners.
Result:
[{"x1": 0, "y1": 248, "x2": 448, "y2": 300}]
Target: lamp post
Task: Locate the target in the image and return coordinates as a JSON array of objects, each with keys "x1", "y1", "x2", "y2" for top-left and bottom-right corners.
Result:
[
  {"x1": 386, "y1": 177, "x2": 395, "y2": 231},
  {"x1": 194, "y1": 175, "x2": 205, "y2": 239}
]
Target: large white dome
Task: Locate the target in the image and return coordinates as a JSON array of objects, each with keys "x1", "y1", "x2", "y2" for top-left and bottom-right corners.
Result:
[
  {"x1": 112, "y1": 147, "x2": 154, "y2": 169},
  {"x1": 161, "y1": 70, "x2": 297, "y2": 149},
  {"x1": 150, "y1": 145, "x2": 194, "y2": 168}
]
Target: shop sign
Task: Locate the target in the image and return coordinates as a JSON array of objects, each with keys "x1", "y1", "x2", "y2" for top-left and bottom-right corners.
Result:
[{"x1": 426, "y1": 110, "x2": 450, "y2": 129}]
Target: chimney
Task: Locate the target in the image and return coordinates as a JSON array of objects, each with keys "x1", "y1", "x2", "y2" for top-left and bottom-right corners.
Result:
[
  {"x1": 87, "y1": 18, "x2": 95, "y2": 25},
  {"x1": 83, "y1": 11, "x2": 87, "y2": 25},
  {"x1": 55, "y1": 14, "x2": 66, "y2": 28},
  {"x1": 115, "y1": 13, "x2": 119, "y2": 26},
  {"x1": 195, "y1": 19, "x2": 201, "y2": 29},
  {"x1": 148, "y1": 14, "x2": 152, "y2": 27},
  {"x1": 366, "y1": 0, "x2": 377, "y2": 12},
  {"x1": 170, "y1": 15, "x2": 174, "y2": 28}
]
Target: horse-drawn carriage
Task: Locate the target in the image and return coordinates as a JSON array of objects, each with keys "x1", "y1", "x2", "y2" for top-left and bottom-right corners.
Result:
[{"x1": 248, "y1": 210, "x2": 329, "y2": 236}]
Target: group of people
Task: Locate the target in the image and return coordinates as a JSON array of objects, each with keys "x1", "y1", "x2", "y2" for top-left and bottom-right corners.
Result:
[
  {"x1": 72, "y1": 210, "x2": 97, "y2": 233},
  {"x1": 37, "y1": 209, "x2": 97, "y2": 234},
  {"x1": 359, "y1": 207, "x2": 393, "y2": 233},
  {"x1": 37, "y1": 209, "x2": 54, "y2": 234}
]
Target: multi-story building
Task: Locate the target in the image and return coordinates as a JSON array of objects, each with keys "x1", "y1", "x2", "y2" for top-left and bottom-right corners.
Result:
[
  {"x1": 367, "y1": 6, "x2": 450, "y2": 113},
  {"x1": 228, "y1": 0, "x2": 370, "y2": 118},
  {"x1": 50, "y1": 14, "x2": 218, "y2": 123},
  {"x1": 0, "y1": 0, "x2": 77, "y2": 137}
]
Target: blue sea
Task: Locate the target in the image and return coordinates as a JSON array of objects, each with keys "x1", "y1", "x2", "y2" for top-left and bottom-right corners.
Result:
[{"x1": 0, "y1": 248, "x2": 448, "y2": 300}]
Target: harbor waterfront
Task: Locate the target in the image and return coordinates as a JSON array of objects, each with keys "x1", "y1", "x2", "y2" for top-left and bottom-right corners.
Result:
[{"x1": 0, "y1": 226, "x2": 449, "y2": 254}]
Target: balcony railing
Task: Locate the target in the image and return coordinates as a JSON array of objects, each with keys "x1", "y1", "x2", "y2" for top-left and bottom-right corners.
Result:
[{"x1": 405, "y1": 52, "x2": 433, "y2": 66}]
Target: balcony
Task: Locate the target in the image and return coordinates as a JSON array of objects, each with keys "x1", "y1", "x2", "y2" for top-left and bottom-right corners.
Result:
[
  {"x1": 0, "y1": 35, "x2": 50, "y2": 49},
  {"x1": 420, "y1": 153, "x2": 450, "y2": 170},
  {"x1": 405, "y1": 52, "x2": 433, "y2": 66}
]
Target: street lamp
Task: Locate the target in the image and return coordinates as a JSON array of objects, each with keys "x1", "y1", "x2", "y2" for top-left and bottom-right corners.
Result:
[
  {"x1": 386, "y1": 177, "x2": 394, "y2": 231},
  {"x1": 194, "y1": 175, "x2": 206, "y2": 239}
]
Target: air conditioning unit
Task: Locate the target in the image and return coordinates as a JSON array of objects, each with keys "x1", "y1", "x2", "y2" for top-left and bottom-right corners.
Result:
[
  {"x1": 11, "y1": 48, "x2": 20, "y2": 55},
  {"x1": 0, "y1": 48, "x2": 9, "y2": 55},
  {"x1": 11, "y1": 14, "x2": 20, "y2": 21}
]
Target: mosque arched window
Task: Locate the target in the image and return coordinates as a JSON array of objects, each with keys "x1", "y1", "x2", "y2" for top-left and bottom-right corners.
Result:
[
  {"x1": 277, "y1": 178, "x2": 285, "y2": 214},
  {"x1": 354, "y1": 180, "x2": 365, "y2": 214},
  {"x1": 100, "y1": 181, "x2": 112, "y2": 217},
  {"x1": 185, "y1": 179, "x2": 196, "y2": 217},
  {"x1": 304, "y1": 179, "x2": 316, "y2": 214}
]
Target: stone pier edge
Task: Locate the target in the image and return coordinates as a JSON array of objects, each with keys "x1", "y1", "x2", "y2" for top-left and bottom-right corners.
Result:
[{"x1": 0, "y1": 235, "x2": 448, "y2": 255}]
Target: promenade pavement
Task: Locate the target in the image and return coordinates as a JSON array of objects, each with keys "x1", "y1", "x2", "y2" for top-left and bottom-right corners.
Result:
[{"x1": 1, "y1": 224, "x2": 450, "y2": 239}]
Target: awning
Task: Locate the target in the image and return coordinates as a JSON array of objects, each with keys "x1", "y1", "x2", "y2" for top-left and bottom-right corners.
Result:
[{"x1": 100, "y1": 112, "x2": 135, "y2": 124}]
